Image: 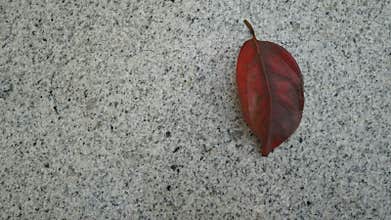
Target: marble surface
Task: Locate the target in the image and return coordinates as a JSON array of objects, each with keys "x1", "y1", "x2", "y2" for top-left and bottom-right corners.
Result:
[{"x1": 1, "y1": 0, "x2": 390, "y2": 219}]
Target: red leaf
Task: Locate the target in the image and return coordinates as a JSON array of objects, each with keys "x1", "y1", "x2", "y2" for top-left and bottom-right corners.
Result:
[{"x1": 236, "y1": 20, "x2": 304, "y2": 156}]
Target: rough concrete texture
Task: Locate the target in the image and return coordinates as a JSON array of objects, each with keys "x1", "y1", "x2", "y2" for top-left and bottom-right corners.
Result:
[{"x1": 1, "y1": 0, "x2": 390, "y2": 219}]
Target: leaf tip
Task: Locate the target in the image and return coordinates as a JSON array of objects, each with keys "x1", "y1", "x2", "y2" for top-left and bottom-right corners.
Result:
[
  {"x1": 261, "y1": 149, "x2": 270, "y2": 157},
  {"x1": 261, "y1": 141, "x2": 273, "y2": 157}
]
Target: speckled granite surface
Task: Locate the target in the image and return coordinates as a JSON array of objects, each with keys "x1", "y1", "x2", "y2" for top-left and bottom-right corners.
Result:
[{"x1": 1, "y1": 0, "x2": 390, "y2": 219}]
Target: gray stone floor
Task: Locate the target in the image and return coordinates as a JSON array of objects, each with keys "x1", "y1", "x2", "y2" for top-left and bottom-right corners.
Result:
[{"x1": 1, "y1": 0, "x2": 390, "y2": 219}]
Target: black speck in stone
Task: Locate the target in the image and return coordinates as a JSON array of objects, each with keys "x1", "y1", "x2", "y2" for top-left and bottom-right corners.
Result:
[
  {"x1": 326, "y1": 11, "x2": 329, "y2": 15},
  {"x1": 299, "y1": 137, "x2": 303, "y2": 143},
  {"x1": 170, "y1": 165, "x2": 177, "y2": 171},
  {"x1": 44, "y1": 163, "x2": 49, "y2": 168},
  {"x1": 306, "y1": 201, "x2": 312, "y2": 206},
  {"x1": 0, "y1": 79, "x2": 13, "y2": 99},
  {"x1": 165, "y1": 131, "x2": 171, "y2": 138},
  {"x1": 173, "y1": 146, "x2": 180, "y2": 153},
  {"x1": 42, "y1": 38, "x2": 47, "y2": 42},
  {"x1": 53, "y1": 106, "x2": 58, "y2": 114},
  {"x1": 300, "y1": 186, "x2": 304, "y2": 190},
  {"x1": 170, "y1": 165, "x2": 181, "y2": 173},
  {"x1": 334, "y1": 92, "x2": 338, "y2": 97},
  {"x1": 166, "y1": 185, "x2": 171, "y2": 191}
]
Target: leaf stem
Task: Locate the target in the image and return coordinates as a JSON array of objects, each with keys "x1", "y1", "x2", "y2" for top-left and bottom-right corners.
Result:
[{"x1": 244, "y1": 19, "x2": 256, "y2": 39}]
